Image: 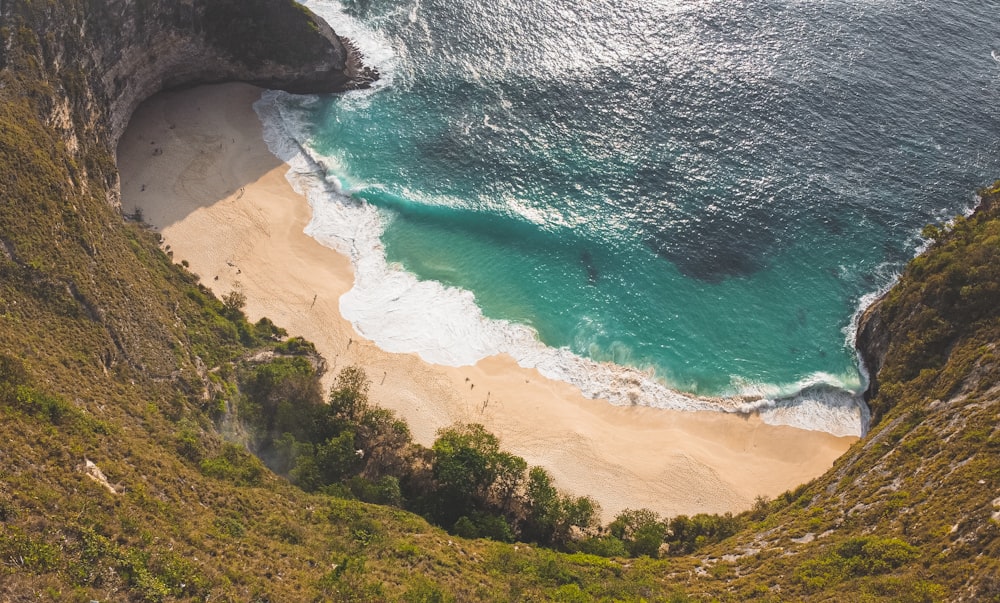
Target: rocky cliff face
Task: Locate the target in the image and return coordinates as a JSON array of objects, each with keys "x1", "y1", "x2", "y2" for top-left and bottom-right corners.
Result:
[
  {"x1": 855, "y1": 184, "x2": 1000, "y2": 426},
  {"x1": 93, "y1": 0, "x2": 375, "y2": 144},
  {"x1": 855, "y1": 295, "x2": 890, "y2": 407},
  {"x1": 1, "y1": 0, "x2": 374, "y2": 206}
]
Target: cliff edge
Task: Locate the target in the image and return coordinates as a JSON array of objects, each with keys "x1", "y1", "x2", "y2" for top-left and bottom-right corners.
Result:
[
  {"x1": 856, "y1": 183, "x2": 1000, "y2": 425},
  {"x1": 0, "y1": 0, "x2": 374, "y2": 379},
  {"x1": 1, "y1": 0, "x2": 375, "y2": 206}
]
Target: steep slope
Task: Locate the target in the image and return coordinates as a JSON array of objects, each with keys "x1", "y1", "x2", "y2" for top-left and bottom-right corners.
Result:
[
  {"x1": 672, "y1": 185, "x2": 1000, "y2": 601},
  {"x1": 0, "y1": 0, "x2": 371, "y2": 384}
]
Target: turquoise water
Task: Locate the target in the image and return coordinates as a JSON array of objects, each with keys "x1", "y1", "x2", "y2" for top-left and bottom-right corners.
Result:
[{"x1": 276, "y1": 0, "x2": 1000, "y2": 405}]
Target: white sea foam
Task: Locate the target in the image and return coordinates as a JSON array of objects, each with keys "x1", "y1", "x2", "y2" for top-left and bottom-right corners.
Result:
[
  {"x1": 841, "y1": 261, "x2": 900, "y2": 397},
  {"x1": 298, "y1": 0, "x2": 396, "y2": 90},
  {"x1": 833, "y1": 195, "x2": 981, "y2": 434},
  {"x1": 754, "y1": 386, "x2": 870, "y2": 437},
  {"x1": 257, "y1": 89, "x2": 870, "y2": 437}
]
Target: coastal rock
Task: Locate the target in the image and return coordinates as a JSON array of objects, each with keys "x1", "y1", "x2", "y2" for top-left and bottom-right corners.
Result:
[
  {"x1": 854, "y1": 181, "x2": 1000, "y2": 426},
  {"x1": 99, "y1": 0, "x2": 370, "y2": 143},
  {"x1": 4, "y1": 0, "x2": 373, "y2": 206},
  {"x1": 855, "y1": 294, "x2": 890, "y2": 406}
]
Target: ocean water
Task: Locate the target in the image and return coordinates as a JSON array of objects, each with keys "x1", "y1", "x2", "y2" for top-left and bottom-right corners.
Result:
[{"x1": 258, "y1": 0, "x2": 1000, "y2": 437}]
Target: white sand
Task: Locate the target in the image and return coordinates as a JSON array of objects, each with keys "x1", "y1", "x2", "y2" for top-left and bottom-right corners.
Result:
[{"x1": 117, "y1": 83, "x2": 855, "y2": 519}]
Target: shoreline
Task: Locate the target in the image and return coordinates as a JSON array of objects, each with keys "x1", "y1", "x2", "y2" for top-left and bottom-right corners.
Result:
[{"x1": 117, "y1": 82, "x2": 856, "y2": 519}]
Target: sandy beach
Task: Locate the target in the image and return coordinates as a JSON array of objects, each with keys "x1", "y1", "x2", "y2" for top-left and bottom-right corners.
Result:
[{"x1": 117, "y1": 82, "x2": 855, "y2": 519}]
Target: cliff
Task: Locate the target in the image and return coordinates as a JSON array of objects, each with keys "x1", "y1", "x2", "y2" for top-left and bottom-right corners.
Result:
[
  {"x1": 0, "y1": 0, "x2": 374, "y2": 382},
  {"x1": 710, "y1": 184, "x2": 1000, "y2": 599},
  {"x1": 856, "y1": 184, "x2": 1000, "y2": 425},
  {"x1": 856, "y1": 295, "x2": 891, "y2": 409},
  {"x1": 1, "y1": 0, "x2": 999, "y2": 599},
  {"x1": 2, "y1": 0, "x2": 374, "y2": 207}
]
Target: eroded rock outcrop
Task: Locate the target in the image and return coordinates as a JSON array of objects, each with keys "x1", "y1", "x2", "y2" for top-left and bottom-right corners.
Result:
[
  {"x1": 2, "y1": 0, "x2": 373, "y2": 206},
  {"x1": 855, "y1": 296, "x2": 890, "y2": 405},
  {"x1": 854, "y1": 182, "x2": 1000, "y2": 426}
]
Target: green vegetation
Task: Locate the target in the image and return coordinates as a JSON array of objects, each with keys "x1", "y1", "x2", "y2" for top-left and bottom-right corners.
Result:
[
  {"x1": 2, "y1": 0, "x2": 1000, "y2": 599},
  {"x1": 869, "y1": 193, "x2": 1000, "y2": 422},
  {"x1": 596, "y1": 509, "x2": 743, "y2": 558},
  {"x1": 235, "y1": 356, "x2": 747, "y2": 555},
  {"x1": 794, "y1": 537, "x2": 919, "y2": 591},
  {"x1": 236, "y1": 360, "x2": 603, "y2": 547}
]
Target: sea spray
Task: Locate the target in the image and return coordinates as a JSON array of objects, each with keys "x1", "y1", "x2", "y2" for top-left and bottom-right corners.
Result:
[{"x1": 298, "y1": 0, "x2": 397, "y2": 91}]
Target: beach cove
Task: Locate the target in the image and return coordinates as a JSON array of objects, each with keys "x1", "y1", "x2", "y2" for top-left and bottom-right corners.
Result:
[{"x1": 117, "y1": 82, "x2": 855, "y2": 518}]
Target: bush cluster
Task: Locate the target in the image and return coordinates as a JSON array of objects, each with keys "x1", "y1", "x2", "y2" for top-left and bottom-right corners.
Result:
[
  {"x1": 232, "y1": 356, "x2": 747, "y2": 555},
  {"x1": 234, "y1": 361, "x2": 601, "y2": 547}
]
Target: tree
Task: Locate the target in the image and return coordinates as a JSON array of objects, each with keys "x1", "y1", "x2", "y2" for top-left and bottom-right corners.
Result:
[
  {"x1": 327, "y1": 365, "x2": 370, "y2": 424},
  {"x1": 314, "y1": 430, "x2": 362, "y2": 484},
  {"x1": 431, "y1": 424, "x2": 502, "y2": 523},
  {"x1": 522, "y1": 467, "x2": 600, "y2": 547},
  {"x1": 523, "y1": 466, "x2": 560, "y2": 543},
  {"x1": 490, "y1": 451, "x2": 527, "y2": 514},
  {"x1": 357, "y1": 407, "x2": 412, "y2": 479},
  {"x1": 665, "y1": 512, "x2": 742, "y2": 555},
  {"x1": 248, "y1": 365, "x2": 415, "y2": 497},
  {"x1": 242, "y1": 356, "x2": 321, "y2": 437},
  {"x1": 563, "y1": 495, "x2": 600, "y2": 537},
  {"x1": 667, "y1": 514, "x2": 695, "y2": 554},
  {"x1": 221, "y1": 288, "x2": 247, "y2": 318},
  {"x1": 609, "y1": 508, "x2": 668, "y2": 557}
]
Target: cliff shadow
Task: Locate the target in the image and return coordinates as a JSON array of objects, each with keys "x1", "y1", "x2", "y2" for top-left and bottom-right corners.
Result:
[{"x1": 117, "y1": 82, "x2": 289, "y2": 232}]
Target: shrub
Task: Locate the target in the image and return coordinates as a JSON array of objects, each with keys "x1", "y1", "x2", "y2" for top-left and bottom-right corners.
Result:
[
  {"x1": 609, "y1": 508, "x2": 668, "y2": 557},
  {"x1": 0, "y1": 528, "x2": 60, "y2": 573},
  {"x1": 221, "y1": 289, "x2": 246, "y2": 318},
  {"x1": 451, "y1": 512, "x2": 515, "y2": 542},
  {"x1": 577, "y1": 535, "x2": 628, "y2": 557},
  {"x1": 402, "y1": 576, "x2": 453, "y2": 603},
  {"x1": 348, "y1": 475, "x2": 403, "y2": 507},
  {"x1": 795, "y1": 537, "x2": 920, "y2": 591},
  {"x1": 273, "y1": 335, "x2": 315, "y2": 355},
  {"x1": 199, "y1": 443, "x2": 264, "y2": 485}
]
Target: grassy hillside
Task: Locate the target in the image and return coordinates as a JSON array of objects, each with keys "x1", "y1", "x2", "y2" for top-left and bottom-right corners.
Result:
[{"x1": 2, "y1": 0, "x2": 999, "y2": 600}]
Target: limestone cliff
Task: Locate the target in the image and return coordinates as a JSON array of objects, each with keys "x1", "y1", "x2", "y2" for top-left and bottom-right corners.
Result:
[
  {"x1": 855, "y1": 292, "x2": 891, "y2": 414},
  {"x1": 855, "y1": 184, "x2": 1000, "y2": 425},
  {"x1": 1, "y1": 0, "x2": 374, "y2": 206}
]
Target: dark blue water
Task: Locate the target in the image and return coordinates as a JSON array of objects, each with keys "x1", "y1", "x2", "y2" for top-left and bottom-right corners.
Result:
[{"x1": 284, "y1": 0, "x2": 1000, "y2": 400}]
